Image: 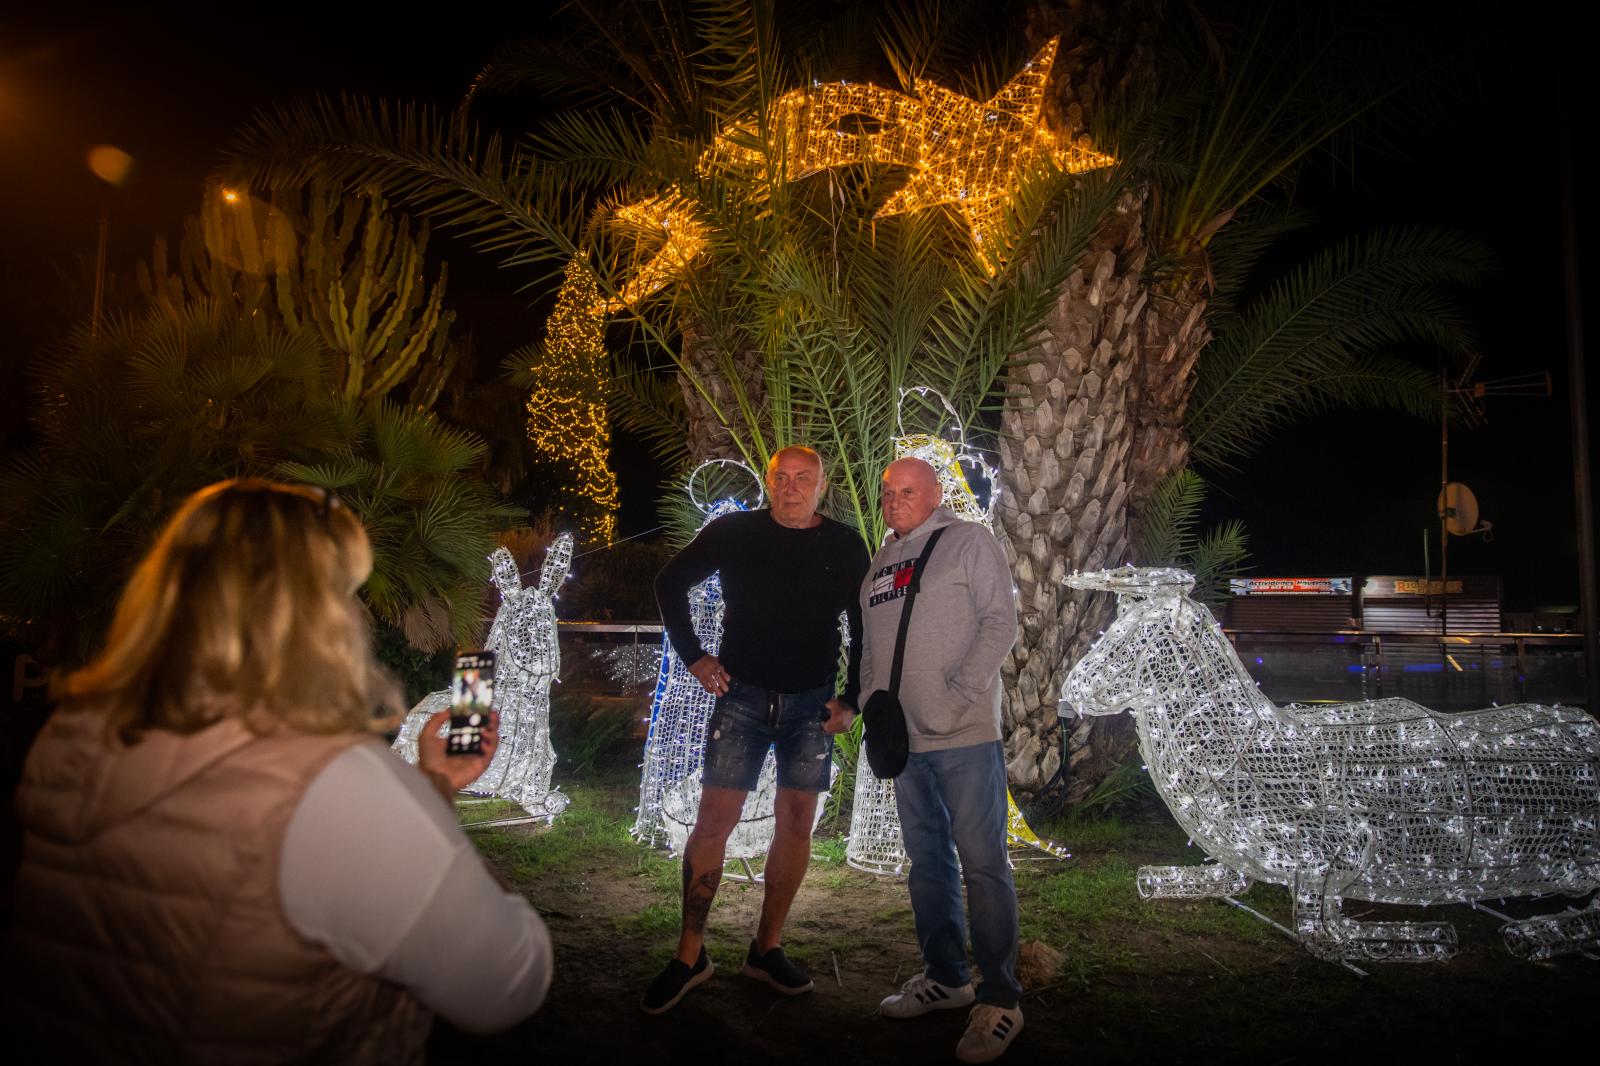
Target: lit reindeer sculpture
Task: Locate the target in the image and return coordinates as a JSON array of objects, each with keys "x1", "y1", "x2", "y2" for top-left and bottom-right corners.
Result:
[{"x1": 1060, "y1": 566, "x2": 1600, "y2": 963}]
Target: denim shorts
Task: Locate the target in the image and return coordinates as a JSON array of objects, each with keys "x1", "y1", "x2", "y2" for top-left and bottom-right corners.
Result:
[{"x1": 701, "y1": 678, "x2": 835, "y2": 794}]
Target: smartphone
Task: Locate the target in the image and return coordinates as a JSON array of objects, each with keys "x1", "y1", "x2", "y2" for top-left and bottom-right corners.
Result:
[{"x1": 446, "y1": 651, "x2": 496, "y2": 757}]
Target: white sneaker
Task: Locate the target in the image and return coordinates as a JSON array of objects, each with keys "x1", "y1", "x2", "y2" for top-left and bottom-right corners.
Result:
[
  {"x1": 956, "y1": 1003, "x2": 1024, "y2": 1063},
  {"x1": 878, "y1": 972, "x2": 976, "y2": 1018}
]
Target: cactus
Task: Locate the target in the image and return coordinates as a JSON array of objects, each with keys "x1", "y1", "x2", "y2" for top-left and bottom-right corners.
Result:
[{"x1": 139, "y1": 177, "x2": 457, "y2": 408}]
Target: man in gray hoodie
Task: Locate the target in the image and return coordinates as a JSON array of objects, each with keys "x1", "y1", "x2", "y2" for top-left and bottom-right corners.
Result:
[{"x1": 861, "y1": 457, "x2": 1023, "y2": 1064}]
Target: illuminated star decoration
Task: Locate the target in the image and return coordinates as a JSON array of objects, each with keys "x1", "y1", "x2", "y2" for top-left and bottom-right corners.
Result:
[
  {"x1": 789, "y1": 37, "x2": 1110, "y2": 259},
  {"x1": 605, "y1": 195, "x2": 708, "y2": 312},
  {"x1": 616, "y1": 37, "x2": 1113, "y2": 301},
  {"x1": 539, "y1": 40, "x2": 1112, "y2": 548}
]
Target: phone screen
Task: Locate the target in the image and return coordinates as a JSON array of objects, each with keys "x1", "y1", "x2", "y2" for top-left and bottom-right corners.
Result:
[{"x1": 447, "y1": 650, "x2": 496, "y2": 757}]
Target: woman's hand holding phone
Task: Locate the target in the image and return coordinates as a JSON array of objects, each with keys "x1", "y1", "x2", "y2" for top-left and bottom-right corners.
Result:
[{"x1": 418, "y1": 708, "x2": 499, "y2": 803}]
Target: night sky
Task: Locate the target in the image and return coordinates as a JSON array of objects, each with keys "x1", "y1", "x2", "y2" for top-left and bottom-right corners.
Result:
[{"x1": 2, "y1": 3, "x2": 1592, "y2": 610}]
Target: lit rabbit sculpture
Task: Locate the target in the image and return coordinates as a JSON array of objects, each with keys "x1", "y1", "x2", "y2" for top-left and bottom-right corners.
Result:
[
  {"x1": 393, "y1": 535, "x2": 574, "y2": 821},
  {"x1": 1061, "y1": 566, "x2": 1600, "y2": 963}
]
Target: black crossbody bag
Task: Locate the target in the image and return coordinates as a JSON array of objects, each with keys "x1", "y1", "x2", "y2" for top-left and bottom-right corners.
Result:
[{"x1": 862, "y1": 526, "x2": 947, "y2": 779}]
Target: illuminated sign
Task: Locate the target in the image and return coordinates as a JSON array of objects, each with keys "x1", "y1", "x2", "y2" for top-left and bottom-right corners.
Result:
[
  {"x1": 1391, "y1": 579, "x2": 1464, "y2": 595},
  {"x1": 1229, "y1": 577, "x2": 1352, "y2": 596}
]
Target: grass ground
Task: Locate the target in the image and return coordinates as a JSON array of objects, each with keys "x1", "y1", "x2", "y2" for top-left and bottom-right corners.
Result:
[{"x1": 426, "y1": 741, "x2": 1600, "y2": 1065}]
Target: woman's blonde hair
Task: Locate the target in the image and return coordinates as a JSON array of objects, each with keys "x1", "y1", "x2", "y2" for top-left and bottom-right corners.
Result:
[{"x1": 58, "y1": 478, "x2": 406, "y2": 742}]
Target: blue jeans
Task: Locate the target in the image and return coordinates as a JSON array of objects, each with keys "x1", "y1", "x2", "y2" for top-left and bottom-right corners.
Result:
[
  {"x1": 893, "y1": 740, "x2": 1021, "y2": 1008},
  {"x1": 701, "y1": 679, "x2": 835, "y2": 793}
]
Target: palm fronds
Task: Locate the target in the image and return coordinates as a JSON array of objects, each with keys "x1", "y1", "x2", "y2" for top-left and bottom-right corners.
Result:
[
  {"x1": 1199, "y1": 201, "x2": 1313, "y2": 318},
  {"x1": 0, "y1": 299, "x2": 517, "y2": 660},
  {"x1": 1138, "y1": 467, "x2": 1208, "y2": 567},
  {"x1": 230, "y1": 95, "x2": 586, "y2": 281},
  {"x1": 1148, "y1": 2, "x2": 1478, "y2": 264},
  {"x1": 1189, "y1": 519, "x2": 1249, "y2": 607},
  {"x1": 1188, "y1": 226, "x2": 1491, "y2": 469},
  {"x1": 1072, "y1": 753, "x2": 1156, "y2": 816},
  {"x1": 278, "y1": 403, "x2": 523, "y2": 650},
  {"x1": 1137, "y1": 467, "x2": 1248, "y2": 608},
  {"x1": 607, "y1": 357, "x2": 692, "y2": 470}
]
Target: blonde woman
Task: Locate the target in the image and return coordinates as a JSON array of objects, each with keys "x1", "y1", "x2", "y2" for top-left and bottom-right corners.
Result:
[{"x1": 6, "y1": 479, "x2": 552, "y2": 1063}]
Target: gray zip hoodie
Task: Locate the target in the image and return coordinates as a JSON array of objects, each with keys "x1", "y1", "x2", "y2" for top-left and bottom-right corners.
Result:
[{"x1": 858, "y1": 507, "x2": 1019, "y2": 753}]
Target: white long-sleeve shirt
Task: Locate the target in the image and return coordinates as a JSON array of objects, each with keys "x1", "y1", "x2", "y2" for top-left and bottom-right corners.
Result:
[{"x1": 279, "y1": 743, "x2": 552, "y2": 1033}]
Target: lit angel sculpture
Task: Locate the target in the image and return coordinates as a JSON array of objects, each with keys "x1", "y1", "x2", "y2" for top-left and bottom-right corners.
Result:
[
  {"x1": 1061, "y1": 566, "x2": 1600, "y2": 962},
  {"x1": 631, "y1": 497, "x2": 741, "y2": 847},
  {"x1": 394, "y1": 535, "x2": 575, "y2": 821}
]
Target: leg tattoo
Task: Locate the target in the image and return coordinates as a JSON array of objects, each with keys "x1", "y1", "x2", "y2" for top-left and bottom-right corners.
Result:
[{"x1": 682, "y1": 858, "x2": 721, "y2": 936}]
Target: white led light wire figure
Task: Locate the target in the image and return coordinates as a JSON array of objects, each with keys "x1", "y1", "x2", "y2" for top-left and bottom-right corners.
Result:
[
  {"x1": 847, "y1": 389, "x2": 1069, "y2": 874},
  {"x1": 631, "y1": 460, "x2": 823, "y2": 868},
  {"x1": 393, "y1": 535, "x2": 575, "y2": 824},
  {"x1": 630, "y1": 491, "x2": 741, "y2": 848},
  {"x1": 1061, "y1": 565, "x2": 1600, "y2": 963}
]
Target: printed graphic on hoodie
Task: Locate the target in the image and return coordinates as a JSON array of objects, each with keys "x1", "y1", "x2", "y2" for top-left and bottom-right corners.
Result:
[{"x1": 868, "y1": 559, "x2": 918, "y2": 606}]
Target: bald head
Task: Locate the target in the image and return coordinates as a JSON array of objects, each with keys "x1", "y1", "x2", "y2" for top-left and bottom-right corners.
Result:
[{"x1": 881, "y1": 458, "x2": 942, "y2": 538}]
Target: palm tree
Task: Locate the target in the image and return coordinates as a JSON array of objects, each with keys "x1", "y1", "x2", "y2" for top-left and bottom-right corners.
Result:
[
  {"x1": 995, "y1": 0, "x2": 1486, "y2": 799},
  {"x1": 233, "y1": 1, "x2": 1128, "y2": 543},
  {"x1": 227, "y1": 0, "x2": 1484, "y2": 800},
  {"x1": 0, "y1": 300, "x2": 517, "y2": 660}
]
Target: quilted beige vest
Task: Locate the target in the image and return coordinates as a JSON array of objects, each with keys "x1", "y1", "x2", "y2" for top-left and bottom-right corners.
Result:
[{"x1": 6, "y1": 708, "x2": 431, "y2": 1064}]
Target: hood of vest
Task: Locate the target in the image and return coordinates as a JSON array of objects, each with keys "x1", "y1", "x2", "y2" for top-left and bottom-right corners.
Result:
[{"x1": 20, "y1": 709, "x2": 258, "y2": 845}]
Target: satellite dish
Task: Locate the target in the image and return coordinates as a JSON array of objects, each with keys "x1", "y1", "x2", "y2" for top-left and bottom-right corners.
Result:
[{"x1": 1438, "y1": 482, "x2": 1494, "y2": 537}]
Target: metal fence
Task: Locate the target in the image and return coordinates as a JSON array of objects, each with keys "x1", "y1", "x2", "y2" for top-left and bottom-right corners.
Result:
[
  {"x1": 555, "y1": 622, "x2": 665, "y2": 695},
  {"x1": 1225, "y1": 630, "x2": 1589, "y2": 711},
  {"x1": 552, "y1": 623, "x2": 1591, "y2": 714}
]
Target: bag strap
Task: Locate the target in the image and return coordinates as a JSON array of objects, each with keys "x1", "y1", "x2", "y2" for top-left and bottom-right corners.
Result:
[{"x1": 887, "y1": 525, "x2": 948, "y2": 697}]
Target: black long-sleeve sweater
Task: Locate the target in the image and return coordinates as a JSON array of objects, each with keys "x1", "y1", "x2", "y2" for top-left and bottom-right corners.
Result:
[{"x1": 654, "y1": 509, "x2": 870, "y2": 707}]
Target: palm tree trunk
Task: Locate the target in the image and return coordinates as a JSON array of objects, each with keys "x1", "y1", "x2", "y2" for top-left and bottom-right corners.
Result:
[
  {"x1": 997, "y1": 190, "x2": 1147, "y2": 799},
  {"x1": 1127, "y1": 292, "x2": 1210, "y2": 529},
  {"x1": 998, "y1": 217, "x2": 1213, "y2": 803},
  {"x1": 1001, "y1": 3, "x2": 1214, "y2": 802},
  {"x1": 679, "y1": 323, "x2": 766, "y2": 465},
  {"x1": 1066, "y1": 291, "x2": 1211, "y2": 803}
]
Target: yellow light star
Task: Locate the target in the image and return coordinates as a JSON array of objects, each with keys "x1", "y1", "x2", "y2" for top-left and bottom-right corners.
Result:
[
  {"x1": 541, "y1": 39, "x2": 1115, "y2": 525},
  {"x1": 603, "y1": 196, "x2": 708, "y2": 313},
  {"x1": 705, "y1": 38, "x2": 1113, "y2": 266},
  {"x1": 871, "y1": 38, "x2": 1114, "y2": 252}
]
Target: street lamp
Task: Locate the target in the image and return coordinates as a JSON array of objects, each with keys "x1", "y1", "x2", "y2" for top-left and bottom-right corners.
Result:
[{"x1": 85, "y1": 144, "x2": 134, "y2": 337}]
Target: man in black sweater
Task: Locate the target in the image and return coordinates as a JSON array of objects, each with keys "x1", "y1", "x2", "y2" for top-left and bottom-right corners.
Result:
[{"x1": 641, "y1": 446, "x2": 870, "y2": 1014}]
